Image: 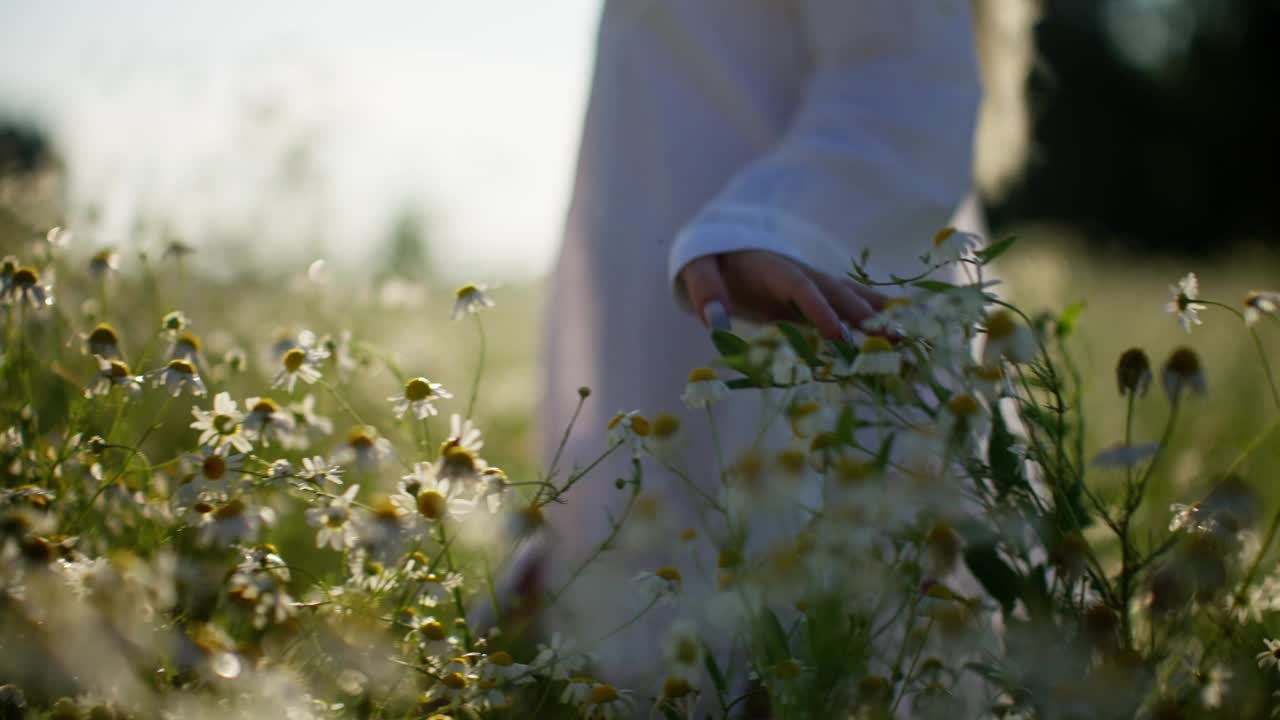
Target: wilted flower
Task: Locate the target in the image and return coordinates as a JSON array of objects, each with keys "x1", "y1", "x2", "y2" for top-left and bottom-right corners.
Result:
[
  {"x1": 388, "y1": 376, "x2": 452, "y2": 420},
  {"x1": 1116, "y1": 348, "x2": 1152, "y2": 397},
  {"x1": 452, "y1": 283, "x2": 496, "y2": 320},
  {"x1": 1244, "y1": 290, "x2": 1280, "y2": 326},
  {"x1": 1161, "y1": 347, "x2": 1206, "y2": 403},
  {"x1": 1165, "y1": 272, "x2": 1206, "y2": 333},
  {"x1": 681, "y1": 367, "x2": 729, "y2": 408},
  {"x1": 850, "y1": 335, "x2": 902, "y2": 376},
  {"x1": 982, "y1": 310, "x2": 1036, "y2": 365}
]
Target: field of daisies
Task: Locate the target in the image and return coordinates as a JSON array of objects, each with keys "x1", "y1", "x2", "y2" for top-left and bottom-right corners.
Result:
[{"x1": 3, "y1": 195, "x2": 1280, "y2": 720}]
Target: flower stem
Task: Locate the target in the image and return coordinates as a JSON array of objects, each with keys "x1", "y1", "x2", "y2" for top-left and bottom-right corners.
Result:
[{"x1": 465, "y1": 313, "x2": 486, "y2": 420}]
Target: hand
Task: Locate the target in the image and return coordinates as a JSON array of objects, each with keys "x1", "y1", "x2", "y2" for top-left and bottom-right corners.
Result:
[{"x1": 679, "y1": 250, "x2": 888, "y2": 341}]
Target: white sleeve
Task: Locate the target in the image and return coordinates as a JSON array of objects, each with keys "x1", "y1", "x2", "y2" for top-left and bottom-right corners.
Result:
[{"x1": 668, "y1": 0, "x2": 983, "y2": 309}]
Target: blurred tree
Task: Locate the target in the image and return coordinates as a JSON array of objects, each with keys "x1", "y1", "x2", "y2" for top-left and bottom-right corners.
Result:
[
  {"x1": 988, "y1": 0, "x2": 1279, "y2": 255},
  {"x1": 381, "y1": 207, "x2": 433, "y2": 282}
]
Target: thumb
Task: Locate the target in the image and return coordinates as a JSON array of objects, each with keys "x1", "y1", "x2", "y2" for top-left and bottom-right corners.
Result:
[{"x1": 680, "y1": 255, "x2": 732, "y2": 331}]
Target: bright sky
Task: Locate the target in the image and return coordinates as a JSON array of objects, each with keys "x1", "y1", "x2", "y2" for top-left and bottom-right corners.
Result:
[{"x1": 0, "y1": 1, "x2": 601, "y2": 280}]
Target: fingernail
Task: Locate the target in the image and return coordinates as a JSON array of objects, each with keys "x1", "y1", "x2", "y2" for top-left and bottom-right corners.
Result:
[
  {"x1": 840, "y1": 322, "x2": 854, "y2": 345},
  {"x1": 703, "y1": 301, "x2": 731, "y2": 332}
]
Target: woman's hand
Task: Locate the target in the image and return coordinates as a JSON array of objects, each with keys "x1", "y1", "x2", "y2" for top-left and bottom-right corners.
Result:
[{"x1": 679, "y1": 250, "x2": 888, "y2": 341}]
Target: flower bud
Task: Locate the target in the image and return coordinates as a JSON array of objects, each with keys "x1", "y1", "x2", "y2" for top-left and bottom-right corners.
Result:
[{"x1": 1115, "y1": 348, "x2": 1152, "y2": 397}]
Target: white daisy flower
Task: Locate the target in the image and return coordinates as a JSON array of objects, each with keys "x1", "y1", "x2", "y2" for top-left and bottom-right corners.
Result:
[
  {"x1": 925, "y1": 226, "x2": 980, "y2": 265},
  {"x1": 1165, "y1": 272, "x2": 1207, "y2": 333},
  {"x1": 452, "y1": 283, "x2": 496, "y2": 320},
  {"x1": 85, "y1": 355, "x2": 142, "y2": 398},
  {"x1": 190, "y1": 391, "x2": 252, "y2": 453},
  {"x1": 1245, "y1": 290, "x2": 1280, "y2": 326},
  {"x1": 196, "y1": 497, "x2": 271, "y2": 547},
  {"x1": 153, "y1": 359, "x2": 207, "y2": 397},
  {"x1": 532, "y1": 632, "x2": 585, "y2": 682},
  {"x1": 402, "y1": 612, "x2": 458, "y2": 656},
  {"x1": 581, "y1": 683, "x2": 636, "y2": 720},
  {"x1": 559, "y1": 676, "x2": 596, "y2": 707},
  {"x1": 426, "y1": 657, "x2": 478, "y2": 707},
  {"x1": 681, "y1": 367, "x2": 729, "y2": 408},
  {"x1": 850, "y1": 335, "x2": 903, "y2": 376},
  {"x1": 445, "y1": 413, "x2": 484, "y2": 454},
  {"x1": 662, "y1": 620, "x2": 704, "y2": 678},
  {"x1": 271, "y1": 330, "x2": 329, "y2": 392},
  {"x1": 298, "y1": 455, "x2": 344, "y2": 486},
  {"x1": 304, "y1": 485, "x2": 360, "y2": 551},
  {"x1": 0, "y1": 265, "x2": 53, "y2": 308},
  {"x1": 242, "y1": 397, "x2": 296, "y2": 446},
  {"x1": 606, "y1": 411, "x2": 650, "y2": 450},
  {"x1": 644, "y1": 412, "x2": 683, "y2": 462},
  {"x1": 477, "y1": 650, "x2": 533, "y2": 687},
  {"x1": 785, "y1": 398, "x2": 827, "y2": 438},
  {"x1": 939, "y1": 393, "x2": 990, "y2": 444},
  {"x1": 83, "y1": 322, "x2": 124, "y2": 360},
  {"x1": 88, "y1": 247, "x2": 119, "y2": 276},
  {"x1": 186, "y1": 448, "x2": 244, "y2": 496},
  {"x1": 1257, "y1": 638, "x2": 1280, "y2": 672},
  {"x1": 981, "y1": 310, "x2": 1037, "y2": 365},
  {"x1": 1161, "y1": 347, "x2": 1207, "y2": 403},
  {"x1": 632, "y1": 566, "x2": 683, "y2": 604},
  {"x1": 396, "y1": 461, "x2": 474, "y2": 521},
  {"x1": 388, "y1": 376, "x2": 452, "y2": 420},
  {"x1": 159, "y1": 310, "x2": 189, "y2": 339},
  {"x1": 168, "y1": 331, "x2": 203, "y2": 365},
  {"x1": 333, "y1": 425, "x2": 393, "y2": 470}
]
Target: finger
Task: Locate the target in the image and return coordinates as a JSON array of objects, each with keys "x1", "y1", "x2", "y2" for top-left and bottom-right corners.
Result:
[
  {"x1": 766, "y1": 269, "x2": 845, "y2": 341},
  {"x1": 680, "y1": 256, "x2": 732, "y2": 331},
  {"x1": 848, "y1": 281, "x2": 890, "y2": 311},
  {"x1": 814, "y1": 273, "x2": 877, "y2": 331}
]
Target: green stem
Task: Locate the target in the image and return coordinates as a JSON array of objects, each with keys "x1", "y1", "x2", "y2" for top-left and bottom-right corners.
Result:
[
  {"x1": 465, "y1": 313, "x2": 486, "y2": 420},
  {"x1": 1200, "y1": 299, "x2": 1280, "y2": 413}
]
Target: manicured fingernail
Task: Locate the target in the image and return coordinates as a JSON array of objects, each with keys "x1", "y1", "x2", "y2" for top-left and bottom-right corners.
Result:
[
  {"x1": 703, "y1": 301, "x2": 731, "y2": 332},
  {"x1": 840, "y1": 322, "x2": 854, "y2": 345}
]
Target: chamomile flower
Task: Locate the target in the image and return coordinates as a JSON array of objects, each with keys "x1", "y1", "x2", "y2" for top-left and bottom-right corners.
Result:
[
  {"x1": 271, "y1": 330, "x2": 329, "y2": 392},
  {"x1": 607, "y1": 411, "x2": 650, "y2": 450},
  {"x1": 85, "y1": 355, "x2": 142, "y2": 398},
  {"x1": 1161, "y1": 347, "x2": 1206, "y2": 403},
  {"x1": 197, "y1": 497, "x2": 271, "y2": 547},
  {"x1": 925, "y1": 226, "x2": 980, "y2": 265},
  {"x1": 388, "y1": 376, "x2": 452, "y2": 420},
  {"x1": 304, "y1": 485, "x2": 360, "y2": 551},
  {"x1": 298, "y1": 455, "x2": 344, "y2": 486},
  {"x1": 190, "y1": 392, "x2": 252, "y2": 453},
  {"x1": 83, "y1": 322, "x2": 124, "y2": 360},
  {"x1": 1257, "y1": 639, "x2": 1280, "y2": 673},
  {"x1": 0, "y1": 266, "x2": 52, "y2": 308},
  {"x1": 445, "y1": 414, "x2": 484, "y2": 454},
  {"x1": 1166, "y1": 272, "x2": 1207, "y2": 333},
  {"x1": 404, "y1": 613, "x2": 458, "y2": 656},
  {"x1": 154, "y1": 359, "x2": 207, "y2": 397},
  {"x1": 939, "y1": 393, "x2": 989, "y2": 443},
  {"x1": 169, "y1": 331, "x2": 202, "y2": 364},
  {"x1": 632, "y1": 566, "x2": 683, "y2": 604},
  {"x1": 981, "y1": 310, "x2": 1036, "y2": 365},
  {"x1": 662, "y1": 620, "x2": 704, "y2": 678},
  {"x1": 187, "y1": 448, "x2": 244, "y2": 496},
  {"x1": 452, "y1": 283, "x2": 495, "y2": 320},
  {"x1": 533, "y1": 632, "x2": 585, "y2": 681},
  {"x1": 850, "y1": 335, "x2": 902, "y2": 376},
  {"x1": 1245, "y1": 290, "x2": 1280, "y2": 326},
  {"x1": 159, "y1": 310, "x2": 188, "y2": 339},
  {"x1": 427, "y1": 658, "x2": 478, "y2": 707},
  {"x1": 88, "y1": 247, "x2": 118, "y2": 276},
  {"x1": 581, "y1": 683, "x2": 636, "y2": 720},
  {"x1": 396, "y1": 461, "x2": 474, "y2": 521},
  {"x1": 242, "y1": 397, "x2": 296, "y2": 446},
  {"x1": 681, "y1": 367, "x2": 729, "y2": 408},
  {"x1": 334, "y1": 425, "x2": 393, "y2": 470}
]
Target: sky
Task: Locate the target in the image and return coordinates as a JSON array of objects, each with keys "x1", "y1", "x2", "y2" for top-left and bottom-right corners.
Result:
[{"x1": 0, "y1": 1, "x2": 602, "y2": 280}]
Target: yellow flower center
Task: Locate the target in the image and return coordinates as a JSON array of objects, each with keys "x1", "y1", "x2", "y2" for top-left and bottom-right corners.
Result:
[
  {"x1": 654, "y1": 566, "x2": 682, "y2": 584},
  {"x1": 776, "y1": 449, "x2": 807, "y2": 475},
  {"x1": 12, "y1": 267, "x2": 38, "y2": 285},
  {"x1": 107, "y1": 360, "x2": 131, "y2": 379},
  {"x1": 213, "y1": 498, "x2": 245, "y2": 520},
  {"x1": 177, "y1": 332, "x2": 201, "y2": 353},
  {"x1": 202, "y1": 455, "x2": 227, "y2": 480},
  {"x1": 347, "y1": 428, "x2": 375, "y2": 450},
  {"x1": 883, "y1": 296, "x2": 913, "y2": 311},
  {"x1": 488, "y1": 651, "x2": 514, "y2": 666},
  {"x1": 441, "y1": 672, "x2": 468, "y2": 690},
  {"x1": 404, "y1": 377, "x2": 433, "y2": 402},
  {"x1": 252, "y1": 399, "x2": 277, "y2": 415},
  {"x1": 947, "y1": 394, "x2": 981, "y2": 418},
  {"x1": 166, "y1": 359, "x2": 196, "y2": 376},
  {"x1": 212, "y1": 414, "x2": 235, "y2": 433},
  {"x1": 678, "y1": 528, "x2": 697, "y2": 542},
  {"x1": 418, "y1": 490, "x2": 448, "y2": 520},
  {"x1": 932, "y1": 227, "x2": 957, "y2": 247},
  {"x1": 456, "y1": 284, "x2": 478, "y2": 299},
  {"x1": 834, "y1": 457, "x2": 872, "y2": 485},
  {"x1": 282, "y1": 348, "x2": 306, "y2": 372},
  {"x1": 687, "y1": 366, "x2": 718, "y2": 383},
  {"x1": 422, "y1": 620, "x2": 446, "y2": 642},
  {"x1": 441, "y1": 445, "x2": 478, "y2": 477},
  {"x1": 88, "y1": 324, "x2": 119, "y2": 347},
  {"x1": 985, "y1": 311, "x2": 1017, "y2": 339},
  {"x1": 861, "y1": 336, "x2": 894, "y2": 354},
  {"x1": 672, "y1": 636, "x2": 701, "y2": 665},
  {"x1": 590, "y1": 685, "x2": 618, "y2": 704},
  {"x1": 663, "y1": 676, "x2": 693, "y2": 699}
]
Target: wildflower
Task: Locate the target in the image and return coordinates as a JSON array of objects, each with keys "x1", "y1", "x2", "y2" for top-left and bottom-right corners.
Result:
[
  {"x1": 396, "y1": 462, "x2": 474, "y2": 521},
  {"x1": 681, "y1": 367, "x2": 729, "y2": 408},
  {"x1": 560, "y1": 676, "x2": 596, "y2": 706},
  {"x1": 160, "y1": 310, "x2": 189, "y2": 338},
  {"x1": 153, "y1": 359, "x2": 207, "y2": 397},
  {"x1": 190, "y1": 392, "x2": 252, "y2": 453},
  {"x1": 850, "y1": 335, "x2": 902, "y2": 376},
  {"x1": 939, "y1": 393, "x2": 988, "y2": 441},
  {"x1": 404, "y1": 613, "x2": 458, "y2": 656},
  {"x1": 632, "y1": 566, "x2": 683, "y2": 603},
  {"x1": 1, "y1": 266, "x2": 52, "y2": 308},
  {"x1": 581, "y1": 683, "x2": 635, "y2": 720},
  {"x1": 298, "y1": 455, "x2": 344, "y2": 486},
  {"x1": 388, "y1": 376, "x2": 452, "y2": 420},
  {"x1": 197, "y1": 497, "x2": 271, "y2": 546},
  {"x1": 478, "y1": 467, "x2": 510, "y2": 513},
  {"x1": 646, "y1": 412, "x2": 682, "y2": 460},
  {"x1": 334, "y1": 425, "x2": 393, "y2": 470},
  {"x1": 533, "y1": 632, "x2": 585, "y2": 681},
  {"x1": 284, "y1": 393, "x2": 333, "y2": 448},
  {"x1": 607, "y1": 411, "x2": 650, "y2": 450},
  {"x1": 452, "y1": 283, "x2": 495, "y2": 320},
  {"x1": 242, "y1": 396, "x2": 296, "y2": 446},
  {"x1": 1245, "y1": 290, "x2": 1280, "y2": 326},
  {"x1": 662, "y1": 620, "x2": 704, "y2": 676},
  {"x1": 477, "y1": 650, "x2": 532, "y2": 687},
  {"x1": 965, "y1": 363, "x2": 1006, "y2": 400},
  {"x1": 925, "y1": 226, "x2": 979, "y2": 265},
  {"x1": 271, "y1": 330, "x2": 329, "y2": 392},
  {"x1": 305, "y1": 485, "x2": 360, "y2": 550},
  {"x1": 785, "y1": 399, "x2": 826, "y2": 438},
  {"x1": 169, "y1": 331, "x2": 202, "y2": 364},
  {"x1": 1116, "y1": 348, "x2": 1152, "y2": 397},
  {"x1": 222, "y1": 347, "x2": 248, "y2": 373},
  {"x1": 46, "y1": 226, "x2": 72, "y2": 248},
  {"x1": 1090, "y1": 442, "x2": 1160, "y2": 469},
  {"x1": 444, "y1": 414, "x2": 484, "y2": 454},
  {"x1": 1161, "y1": 347, "x2": 1206, "y2": 403},
  {"x1": 1257, "y1": 639, "x2": 1280, "y2": 673},
  {"x1": 227, "y1": 560, "x2": 296, "y2": 629},
  {"x1": 427, "y1": 657, "x2": 478, "y2": 706},
  {"x1": 84, "y1": 322, "x2": 124, "y2": 360},
  {"x1": 188, "y1": 448, "x2": 244, "y2": 495},
  {"x1": 1165, "y1": 272, "x2": 1207, "y2": 333},
  {"x1": 89, "y1": 247, "x2": 118, "y2": 276},
  {"x1": 981, "y1": 310, "x2": 1036, "y2": 365},
  {"x1": 85, "y1": 355, "x2": 142, "y2": 398}
]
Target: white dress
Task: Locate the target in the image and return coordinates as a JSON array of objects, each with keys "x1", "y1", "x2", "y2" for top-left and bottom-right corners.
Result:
[{"x1": 537, "y1": 0, "x2": 983, "y2": 693}]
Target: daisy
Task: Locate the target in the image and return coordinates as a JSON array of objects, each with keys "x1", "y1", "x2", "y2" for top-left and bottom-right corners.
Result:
[
  {"x1": 388, "y1": 376, "x2": 452, "y2": 420},
  {"x1": 190, "y1": 392, "x2": 252, "y2": 453},
  {"x1": 242, "y1": 397, "x2": 296, "y2": 446},
  {"x1": 645, "y1": 412, "x2": 683, "y2": 461},
  {"x1": 304, "y1": 485, "x2": 360, "y2": 551},
  {"x1": 444, "y1": 414, "x2": 484, "y2": 454},
  {"x1": 632, "y1": 566, "x2": 683, "y2": 604},
  {"x1": 187, "y1": 448, "x2": 245, "y2": 496},
  {"x1": 850, "y1": 335, "x2": 902, "y2": 376},
  {"x1": 981, "y1": 310, "x2": 1036, "y2": 365},
  {"x1": 606, "y1": 411, "x2": 650, "y2": 450},
  {"x1": 333, "y1": 425, "x2": 393, "y2": 470},
  {"x1": 153, "y1": 359, "x2": 207, "y2": 397},
  {"x1": 88, "y1": 247, "x2": 118, "y2": 276},
  {"x1": 1161, "y1": 347, "x2": 1206, "y2": 403},
  {"x1": 1165, "y1": 272, "x2": 1207, "y2": 333},
  {"x1": 560, "y1": 676, "x2": 596, "y2": 706},
  {"x1": 925, "y1": 226, "x2": 980, "y2": 265},
  {"x1": 271, "y1": 330, "x2": 329, "y2": 392},
  {"x1": 662, "y1": 620, "x2": 704, "y2": 678},
  {"x1": 0, "y1": 265, "x2": 53, "y2": 308},
  {"x1": 197, "y1": 497, "x2": 270, "y2": 547},
  {"x1": 452, "y1": 283, "x2": 496, "y2": 320},
  {"x1": 397, "y1": 461, "x2": 474, "y2": 521},
  {"x1": 169, "y1": 331, "x2": 202, "y2": 364},
  {"x1": 297, "y1": 455, "x2": 344, "y2": 486},
  {"x1": 1245, "y1": 290, "x2": 1280, "y2": 326},
  {"x1": 404, "y1": 613, "x2": 458, "y2": 657},
  {"x1": 532, "y1": 632, "x2": 585, "y2": 682},
  {"x1": 1257, "y1": 639, "x2": 1280, "y2": 672},
  {"x1": 83, "y1": 322, "x2": 124, "y2": 360},
  {"x1": 426, "y1": 657, "x2": 478, "y2": 707},
  {"x1": 160, "y1": 310, "x2": 189, "y2": 339},
  {"x1": 939, "y1": 393, "x2": 990, "y2": 443},
  {"x1": 681, "y1": 367, "x2": 730, "y2": 408},
  {"x1": 478, "y1": 467, "x2": 510, "y2": 513},
  {"x1": 582, "y1": 683, "x2": 636, "y2": 720},
  {"x1": 85, "y1": 355, "x2": 142, "y2": 398}
]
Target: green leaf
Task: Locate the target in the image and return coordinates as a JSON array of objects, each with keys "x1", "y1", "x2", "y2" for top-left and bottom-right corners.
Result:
[
  {"x1": 912, "y1": 279, "x2": 959, "y2": 293},
  {"x1": 726, "y1": 377, "x2": 763, "y2": 390},
  {"x1": 835, "y1": 404, "x2": 858, "y2": 445},
  {"x1": 964, "y1": 545, "x2": 1020, "y2": 614},
  {"x1": 711, "y1": 329, "x2": 750, "y2": 357},
  {"x1": 703, "y1": 644, "x2": 729, "y2": 698},
  {"x1": 659, "y1": 704, "x2": 684, "y2": 720},
  {"x1": 757, "y1": 607, "x2": 791, "y2": 665},
  {"x1": 777, "y1": 321, "x2": 821, "y2": 366},
  {"x1": 1056, "y1": 301, "x2": 1086, "y2": 339},
  {"x1": 976, "y1": 236, "x2": 1017, "y2": 264},
  {"x1": 988, "y1": 407, "x2": 1024, "y2": 499}
]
